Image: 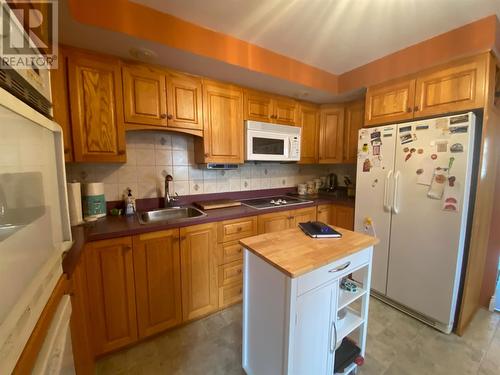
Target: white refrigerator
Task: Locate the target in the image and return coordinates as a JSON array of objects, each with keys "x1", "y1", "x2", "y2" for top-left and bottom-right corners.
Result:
[{"x1": 355, "y1": 113, "x2": 476, "y2": 333}]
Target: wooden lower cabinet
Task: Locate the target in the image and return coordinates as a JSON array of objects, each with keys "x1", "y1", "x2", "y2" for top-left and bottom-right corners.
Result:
[
  {"x1": 133, "y1": 230, "x2": 182, "y2": 339},
  {"x1": 85, "y1": 237, "x2": 137, "y2": 356},
  {"x1": 317, "y1": 204, "x2": 332, "y2": 224},
  {"x1": 258, "y1": 207, "x2": 317, "y2": 234},
  {"x1": 219, "y1": 281, "x2": 243, "y2": 309},
  {"x1": 70, "y1": 256, "x2": 95, "y2": 374},
  {"x1": 331, "y1": 205, "x2": 354, "y2": 230},
  {"x1": 258, "y1": 210, "x2": 293, "y2": 234},
  {"x1": 180, "y1": 223, "x2": 219, "y2": 321},
  {"x1": 291, "y1": 207, "x2": 317, "y2": 227}
]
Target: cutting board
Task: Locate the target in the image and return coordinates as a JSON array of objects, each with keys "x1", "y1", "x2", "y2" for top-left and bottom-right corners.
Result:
[{"x1": 194, "y1": 199, "x2": 241, "y2": 210}]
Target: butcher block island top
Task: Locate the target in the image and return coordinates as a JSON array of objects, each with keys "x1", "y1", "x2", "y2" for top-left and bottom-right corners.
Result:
[{"x1": 239, "y1": 227, "x2": 379, "y2": 278}]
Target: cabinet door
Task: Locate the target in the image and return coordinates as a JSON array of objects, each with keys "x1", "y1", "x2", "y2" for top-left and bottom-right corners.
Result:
[
  {"x1": 414, "y1": 55, "x2": 487, "y2": 118},
  {"x1": 298, "y1": 103, "x2": 319, "y2": 164},
  {"x1": 344, "y1": 100, "x2": 365, "y2": 163},
  {"x1": 69, "y1": 255, "x2": 94, "y2": 374},
  {"x1": 257, "y1": 210, "x2": 292, "y2": 234},
  {"x1": 319, "y1": 106, "x2": 344, "y2": 164},
  {"x1": 274, "y1": 97, "x2": 298, "y2": 125},
  {"x1": 293, "y1": 282, "x2": 337, "y2": 375},
  {"x1": 317, "y1": 204, "x2": 332, "y2": 224},
  {"x1": 50, "y1": 46, "x2": 72, "y2": 162},
  {"x1": 85, "y1": 237, "x2": 137, "y2": 355},
  {"x1": 200, "y1": 81, "x2": 243, "y2": 163},
  {"x1": 166, "y1": 72, "x2": 203, "y2": 131},
  {"x1": 331, "y1": 205, "x2": 354, "y2": 230},
  {"x1": 364, "y1": 78, "x2": 416, "y2": 126},
  {"x1": 291, "y1": 207, "x2": 317, "y2": 227},
  {"x1": 67, "y1": 49, "x2": 126, "y2": 162},
  {"x1": 122, "y1": 64, "x2": 168, "y2": 127},
  {"x1": 244, "y1": 90, "x2": 273, "y2": 122},
  {"x1": 133, "y1": 230, "x2": 182, "y2": 338},
  {"x1": 180, "y1": 223, "x2": 219, "y2": 321}
]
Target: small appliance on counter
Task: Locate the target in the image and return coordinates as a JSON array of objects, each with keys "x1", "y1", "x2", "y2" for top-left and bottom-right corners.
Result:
[
  {"x1": 344, "y1": 176, "x2": 356, "y2": 198},
  {"x1": 82, "y1": 182, "x2": 106, "y2": 221}
]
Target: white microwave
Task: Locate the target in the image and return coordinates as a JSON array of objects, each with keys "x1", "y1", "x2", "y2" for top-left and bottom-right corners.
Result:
[{"x1": 245, "y1": 121, "x2": 301, "y2": 161}]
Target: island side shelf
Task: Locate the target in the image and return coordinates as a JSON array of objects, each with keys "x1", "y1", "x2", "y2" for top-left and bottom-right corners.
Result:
[{"x1": 240, "y1": 227, "x2": 377, "y2": 375}]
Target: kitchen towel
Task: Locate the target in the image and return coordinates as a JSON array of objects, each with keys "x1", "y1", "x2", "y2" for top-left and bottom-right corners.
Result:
[{"x1": 67, "y1": 182, "x2": 84, "y2": 226}]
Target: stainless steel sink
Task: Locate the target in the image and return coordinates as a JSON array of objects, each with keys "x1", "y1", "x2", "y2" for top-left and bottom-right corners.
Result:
[{"x1": 137, "y1": 206, "x2": 206, "y2": 225}]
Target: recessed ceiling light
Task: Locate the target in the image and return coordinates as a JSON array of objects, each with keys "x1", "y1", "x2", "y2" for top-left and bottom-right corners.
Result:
[{"x1": 129, "y1": 47, "x2": 157, "y2": 61}]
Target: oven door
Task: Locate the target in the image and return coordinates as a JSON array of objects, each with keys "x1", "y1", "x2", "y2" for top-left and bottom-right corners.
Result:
[{"x1": 246, "y1": 130, "x2": 291, "y2": 161}]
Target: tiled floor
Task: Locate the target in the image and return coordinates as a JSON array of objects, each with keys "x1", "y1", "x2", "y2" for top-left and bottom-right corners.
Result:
[{"x1": 97, "y1": 298, "x2": 500, "y2": 375}]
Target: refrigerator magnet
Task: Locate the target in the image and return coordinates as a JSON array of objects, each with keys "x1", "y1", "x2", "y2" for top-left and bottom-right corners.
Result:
[
  {"x1": 450, "y1": 143, "x2": 464, "y2": 153},
  {"x1": 400, "y1": 133, "x2": 413, "y2": 144},
  {"x1": 431, "y1": 154, "x2": 438, "y2": 160},
  {"x1": 399, "y1": 125, "x2": 412, "y2": 133},
  {"x1": 362, "y1": 158, "x2": 372, "y2": 172},
  {"x1": 371, "y1": 178, "x2": 378, "y2": 187},
  {"x1": 372, "y1": 145, "x2": 381, "y2": 155},
  {"x1": 435, "y1": 118, "x2": 449, "y2": 131},
  {"x1": 371, "y1": 131, "x2": 381, "y2": 140},
  {"x1": 404, "y1": 153, "x2": 412, "y2": 162},
  {"x1": 436, "y1": 140, "x2": 448, "y2": 153},
  {"x1": 442, "y1": 181, "x2": 461, "y2": 212},
  {"x1": 362, "y1": 143, "x2": 369, "y2": 153},
  {"x1": 449, "y1": 125, "x2": 468, "y2": 134},
  {"x1": 417, "y1": 148, "x2": 424, "y2": 154}
]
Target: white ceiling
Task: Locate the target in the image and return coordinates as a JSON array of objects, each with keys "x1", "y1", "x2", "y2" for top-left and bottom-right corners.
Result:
[{"x1": 132, "y1": 0, "x2": 500, "y2": 74}]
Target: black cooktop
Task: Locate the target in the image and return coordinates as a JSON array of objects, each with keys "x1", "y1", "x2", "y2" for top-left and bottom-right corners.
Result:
[{"x1": 240, "y1": 196, "x2": 312, "y2": 210}]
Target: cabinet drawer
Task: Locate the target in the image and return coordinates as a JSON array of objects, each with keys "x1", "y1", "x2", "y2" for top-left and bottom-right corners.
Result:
[
  {"x1": 218, "y1": 260, "x2": 243, "y2": 287},
  {"x1": 218, "y1": 216, "x2": 257, "y2": 243},
  {"x1": 297, "y1": 248, "x2": 370, "y2": 296},
  {"x1": 219, "y1": 282, "x2": 243, "y2": 308},
  {"x1": 218, "y1": 241, "x2": 243, "y2": 265}
]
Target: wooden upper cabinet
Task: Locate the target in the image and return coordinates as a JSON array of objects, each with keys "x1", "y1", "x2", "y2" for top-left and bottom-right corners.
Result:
[
  {"x1": 85, "y1": 237, "x2": 137, "y2": 355},
  {"x1": 133, "y1": 230, "x2": 182, "y2": 339},
  {"x1": 298, "y1": 102, "x2": 319, "y2": 164},
  {"x1": 274, "y1": 97, "x2": 298, "y2": 125},
  {"x1": 243, "y1": 89, "x2": 298, "y2": 125},
  {"x1": 180, "y1": 223, "x2": 219, "y2": 321},
  {"x1": 244, "y1": 90, "x2": 274, "y2": 122},
  {"x1": 196, "y1": 80, "x2": 243, "y2": 163},
  {"x1": 166, "y1": 72, "x2": 203, "y2": 131},
  {"x1": 122, "y1": 63, "x2": 168, "y2": 127},
  {"x1": 365, "y1": 77, "x2": 416, "y2": 126},
  {"x1": 319, "y1": 105, "x2": 344, "y2": 164},
  {"x1": 67, "y1": 49, "x2": 126, "y2": 162},
  {"x1": 344, "y1": 99, "x2": 365, "y2": 163},
  {"x1": 50, "y1": 46, "x2": 73, "y2": 162},
  {"x1": 414, "y1": 54, "x2": 487, "y2": 118}
]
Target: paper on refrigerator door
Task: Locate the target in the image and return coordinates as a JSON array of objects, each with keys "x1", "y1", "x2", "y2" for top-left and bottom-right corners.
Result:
[
  {"x1": 417, "y1": 159, "x2": 434, "y2": 186},
  {"x1": 427, "y1": 168, "x2": 448, "y2": 199}
]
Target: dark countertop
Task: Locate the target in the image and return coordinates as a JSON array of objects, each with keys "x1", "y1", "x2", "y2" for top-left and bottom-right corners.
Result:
[{"x1": 62, "y1": 191, "x2": 355, "y2": 276}]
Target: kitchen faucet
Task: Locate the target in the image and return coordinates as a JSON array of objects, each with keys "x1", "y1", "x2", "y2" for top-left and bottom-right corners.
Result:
[{"x1": 164, "y1": 174, "x2": 178, "y2": 207}]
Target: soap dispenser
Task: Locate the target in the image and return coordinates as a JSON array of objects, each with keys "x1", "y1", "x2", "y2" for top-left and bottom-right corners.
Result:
[{"x1": 125, "y1": 188, "x2": 136, "y2": 215}]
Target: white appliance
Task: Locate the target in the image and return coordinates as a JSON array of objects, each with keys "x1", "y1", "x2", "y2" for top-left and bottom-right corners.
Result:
[
  {"x1": 0, "y1": 89, "x2": 73, "y2": 372},
  {"x1": 355, "y1": 113, "x2": 477, "y2": 333},
  {"x1": 0, "y1": 2, "x2": 52, "y2": 117},
  {"x1": 245, "y1": 120, "x2": 301, "y2": 161}
]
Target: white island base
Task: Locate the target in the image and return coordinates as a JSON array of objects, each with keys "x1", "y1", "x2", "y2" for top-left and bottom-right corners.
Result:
[{"x1": 242, "y1": 246, "x2": 373, "y2": 375}]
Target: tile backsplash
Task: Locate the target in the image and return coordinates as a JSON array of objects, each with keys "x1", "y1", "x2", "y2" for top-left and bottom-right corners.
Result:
[{"x1": 66, "y1": 131, "x2": 355, "y2": 201}]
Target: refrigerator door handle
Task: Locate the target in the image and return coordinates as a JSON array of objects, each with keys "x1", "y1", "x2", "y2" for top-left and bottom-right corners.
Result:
[
  {"x1": 392, "y1": 171, "x2": 401, "y2": 214},
  {"x1": 384, "y1": 170, "x2": 393, "y2": 212}
]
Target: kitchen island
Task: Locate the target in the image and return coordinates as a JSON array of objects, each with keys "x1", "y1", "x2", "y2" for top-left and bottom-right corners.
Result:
[{"x1": 240, "y1": 227, "x2": 378, "y2": 375}]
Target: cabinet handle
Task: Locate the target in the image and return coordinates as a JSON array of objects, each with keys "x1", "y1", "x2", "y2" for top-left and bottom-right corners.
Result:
[
  {"x1": 118, "y1": 150, "x2": 126, "y2": 155},
  {"x1": 123, "y1": 245, "x2": 132, "y2": 251},
  {"x1": 328, "y1": 261, "x2": 351, "y2": 273},
  {"x1": 330, "y1": 321, "x2": 337, "y2": 352},
  {"x1": 160, "y1": 113, "x2": 167, "y2": 119},
  {"x1": 167, "y1": 114, "x2": 173, "y2": 120},
  {"x1": 180, "y1": 236, "x2": 186, "y2": 241},
  {"x1": 414, "y1": 105, "x2": 419, "y2": 112},
  {"x1": 237, "y1": 269, "x2": 242, "y2": 274},
  {"x1": 236, "y1": 227, "x2": 242, "y2": 232},
  {"x1": 407, "y1": 107, "x2": 412, "y2": 113},
  {"x1": 204, "y1": 153, "x2": 209, "y2": 157}
]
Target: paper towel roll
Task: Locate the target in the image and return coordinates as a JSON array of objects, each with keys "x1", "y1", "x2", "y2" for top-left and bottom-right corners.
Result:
[
  {"x1": 67, "y1": 182, "x2": 83, "y2": 226},
  {"x1": 82, "y1": 182, "x2": 104, "y2": 196}
]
